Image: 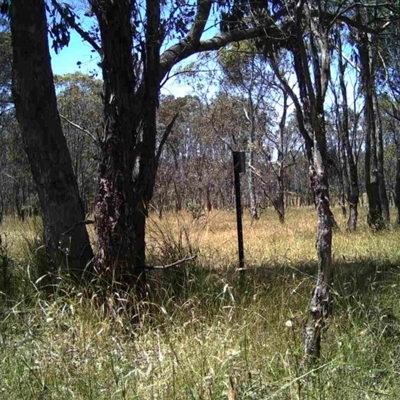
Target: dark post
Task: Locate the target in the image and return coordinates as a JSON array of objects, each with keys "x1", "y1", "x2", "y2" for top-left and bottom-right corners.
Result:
[{"x1": 233, "y1": 151, "x2": 245, "y2": 276}]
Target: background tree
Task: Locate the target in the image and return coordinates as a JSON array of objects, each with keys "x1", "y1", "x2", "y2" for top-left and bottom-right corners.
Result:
[
  {"x1": 55, "y1": 73, "x2": 102, "y2": 213},
  {"x1": 329, "y1": 27, "x2": 360, "y2": 230}
]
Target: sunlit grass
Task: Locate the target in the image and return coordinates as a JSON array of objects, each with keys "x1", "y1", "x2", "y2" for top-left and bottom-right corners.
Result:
[{"x1": 1, "y1": 207, "x2": 400, "y2": 399}]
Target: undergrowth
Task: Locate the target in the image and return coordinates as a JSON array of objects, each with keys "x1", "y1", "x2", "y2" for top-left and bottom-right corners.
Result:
[{"x1": 0, "y1": 208, "x2": 400, "y2": 399}]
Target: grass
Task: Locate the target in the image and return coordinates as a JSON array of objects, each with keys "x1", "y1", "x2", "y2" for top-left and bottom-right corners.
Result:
[{"x1": 1, "y1": 207, "x2": 400, "y2": 399}]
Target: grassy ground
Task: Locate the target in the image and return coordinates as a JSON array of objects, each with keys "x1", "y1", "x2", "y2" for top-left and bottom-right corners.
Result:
[{"x1": 1, "y1": 207, "x2": 400, "y2": 399}]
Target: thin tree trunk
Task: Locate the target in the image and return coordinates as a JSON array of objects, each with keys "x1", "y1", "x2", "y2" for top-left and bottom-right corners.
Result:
[
  {"x1": 248, "y1": 101, "x2": 259, "y2": 220},
  {"x1": 11, "y1": 0, "x2": 93, "y2": 275},
  {"x1": 248, "y1": 150, "x2": 259, "y2": 220},
  {"x1": 302, "y1": 127, "x2": 334, "y2": 366},
  {"x1": 374, "y1": 92, "x2": 390, "y2": 224},
  {"x1": 337, "y1": 33, "x2": 359, "y2": 230},
  {"x1": 357, "y1": 9, "x2": 384, "y2": 230},
  {"x1": 296, "y1": 2, "x2": 334, "y2": 366}
]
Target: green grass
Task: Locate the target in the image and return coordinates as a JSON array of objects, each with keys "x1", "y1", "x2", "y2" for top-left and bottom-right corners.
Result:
[{"x1": 1, "y1": 207, "x2": 400, "y2": 399}]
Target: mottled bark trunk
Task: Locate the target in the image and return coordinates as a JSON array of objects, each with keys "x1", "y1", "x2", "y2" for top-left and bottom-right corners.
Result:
[
  {"x1": 91, "y1": 0, "x2": 141, "y2": 289},
  {"x1": 11, "y1": 0, "x2": 93, "y2": 275},
  {"x1": 302, "y1": 131, "x2": 333, "y2": 366},
  {"x1": 298, "y1": 2, "x2": 333, "y2": 366},
  {"x1": 91, "y1": 0, "x2": 160, "y2": 294}
]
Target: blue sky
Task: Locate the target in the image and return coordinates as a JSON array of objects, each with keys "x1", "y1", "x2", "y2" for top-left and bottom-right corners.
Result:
[{"x1": 50, "y1": 30, "x2": 100, "y2": 76}]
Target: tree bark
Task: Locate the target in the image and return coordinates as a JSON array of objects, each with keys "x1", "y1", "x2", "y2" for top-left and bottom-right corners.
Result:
[
  {"x1": 90, "y1": 0, "x2": 141, "y2": 290},
  {"x1": 91, "y1": 0, "x2": 161, "y2": 294},
  {"x1": 10, "y1": 0, "x2": 93, "y2": 275},
  {"x1": 374, "y1": 91, "x2": 390, "y2": 224},
  {"x1": 357, "y1": 9, "x2": 384, "y2": 230},
  {"x1": 291, "y1": 1, "x2": 334, "y2": 366},
  {"x1": 336, "y1": 33, "x2": 359, "y2": 230}
]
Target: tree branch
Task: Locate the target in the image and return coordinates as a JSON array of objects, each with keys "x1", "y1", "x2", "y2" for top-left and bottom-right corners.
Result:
[
  {"x1": 62, "y1": 219, "x2": 94, "y2": 236},
  {"x1": 156, "y1": 112, "x2": 179, "y2": 164},
  {"x1": 160, "y1": 26, "x2": 265, "y2": 82},
  {"x1": 51, "y1": 0, "x2": 102, "y2": 56},
  {"x1": 145, "y1": 255, "x2": 197, "y2": 270},
  {"x1": 59, "y1": 113, "x2": 99, "y2": 144}
]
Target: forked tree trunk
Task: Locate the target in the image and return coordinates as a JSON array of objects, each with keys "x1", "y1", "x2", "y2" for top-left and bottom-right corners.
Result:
[
  {"x1": 91, "y1": 0, "x2": 141, "y2": 290},
  {"x1": 91, "y1": 0, "x2": 160, "y2": 294},
  {"x1": 11, "y1": 0, "x2": 93, "y2": 275}
]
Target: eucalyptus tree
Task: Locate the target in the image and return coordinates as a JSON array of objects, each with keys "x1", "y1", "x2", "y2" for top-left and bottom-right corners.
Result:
[
  {"x1": 261, "y1": 1, "x2": 338, "y2": 364},
  {"x1": 256, "y1": 0, "x2": 398, "y2": 363}
]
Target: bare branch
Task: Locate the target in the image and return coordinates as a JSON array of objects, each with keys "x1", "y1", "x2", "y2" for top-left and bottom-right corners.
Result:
[
  {"x1": 62, "y1": 219, "x2": 94, "y2": 236},
  {"x1": 59, "y1": 113, "x2": 99, "y2": 144},
  {"x1": 156, "y1": 112, "x2": 179, "y2": 164},
  {"x1": 145, "y1": 255, "x2": 197, "y2": 270}
]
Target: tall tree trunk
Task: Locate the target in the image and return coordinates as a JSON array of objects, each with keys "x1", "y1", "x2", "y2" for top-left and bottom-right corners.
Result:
[
  {"x1": 357, "y1": 9, "x2": 384, "y2": 229},
  {"x1": 91, "y1": 0, "x2": 141, "y2": 290},
  {"x1": 275, "y1": 89, "x2": 289, "y2": 224},
  {"x1": 11, "y1": 0, "x2": 93, "y2": 275},
  {"x1": 293, "y1": 2, "x2": 334, "y2": 366},
  {"x1": 337, "y1": 33, "x2": 359, "y2": 230},
  {"x1": 374, "y1": 92, "x2": 390, "y2": 224},
  {"x1": 91, "y1": 0, "x2": 161, "y2": 294},
  {"x1": 302, "y1": 124, "x2": 334, "y2": 366}
]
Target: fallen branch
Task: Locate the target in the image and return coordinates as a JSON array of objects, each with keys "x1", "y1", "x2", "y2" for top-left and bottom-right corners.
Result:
[{"x1": 145, "y1": 255, "x2": 197, "y2": 270}]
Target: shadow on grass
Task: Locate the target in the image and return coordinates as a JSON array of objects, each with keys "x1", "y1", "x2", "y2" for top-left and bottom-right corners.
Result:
[{"x1": 146, "y1": 253, "x2": 400, "y2": 321}]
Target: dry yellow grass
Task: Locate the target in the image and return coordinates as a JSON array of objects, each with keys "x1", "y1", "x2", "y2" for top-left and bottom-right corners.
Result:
[{"x1": 147, "y1": 206, "x2": 400, "y2": 270}]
